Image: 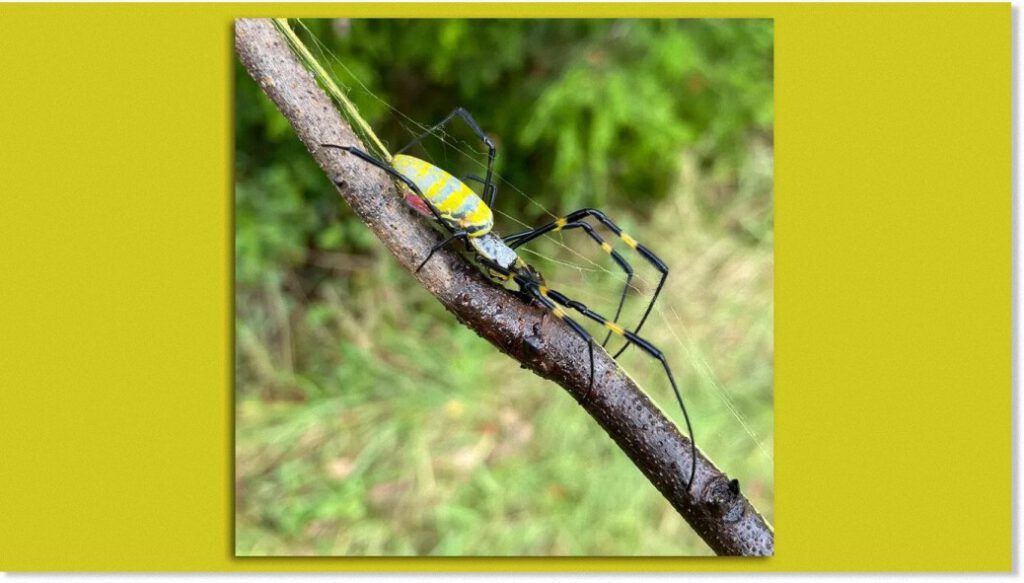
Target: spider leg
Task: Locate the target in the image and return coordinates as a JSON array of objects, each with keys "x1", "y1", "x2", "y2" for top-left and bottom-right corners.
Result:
[
  {"x1": 483, "y1": 259, "x2": 596, "y2": 393},
  {"x1": 462, "y1": 174, "x2": 499, "y2": 205},
  {"x1": 397, "y1": 107, "x2": 498, "y2": 208},
  {"x1": 417, "y1": 230, "x2": 469, "y2": 272},
  {"x1": 508, "y1": 208, "x2": 668, "y2": 359},
  {"x1": 320, "y1": 144, "x2": 459, "y2": 271},
  {"x1": 543, "y1": 287, "x2": 696, "y2": 490},
  {"x1": 505, "y1": 220, "x2": 634, "y2": 349},
  {"x1": 523, "y1": 283, "x2": 595, "y2": 399}
]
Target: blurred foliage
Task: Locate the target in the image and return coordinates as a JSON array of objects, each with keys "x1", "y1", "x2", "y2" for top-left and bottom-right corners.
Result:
[
  {"x1": 235, "y1": 18, "x2": 773, "y2": 556},
  {"x1": 316, "y1": 19, "x2": 773, "y2": 211},
  {"x1": 236, "y1": 18, "x2": 772, "y2": 286}
]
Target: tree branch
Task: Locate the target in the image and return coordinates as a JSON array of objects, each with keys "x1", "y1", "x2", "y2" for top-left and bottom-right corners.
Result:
[{"x1": 235, "y1": 18, "x2": 773, "y2": 557}]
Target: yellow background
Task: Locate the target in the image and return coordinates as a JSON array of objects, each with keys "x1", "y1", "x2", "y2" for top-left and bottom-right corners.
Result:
[{"x1": 0, "y1": 3, "x2": 1011, "y2": 572}]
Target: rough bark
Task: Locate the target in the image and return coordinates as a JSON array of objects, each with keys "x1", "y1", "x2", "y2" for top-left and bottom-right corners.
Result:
[{"x1": 235, "y1": 18, "x2": 773, "y2": 557}]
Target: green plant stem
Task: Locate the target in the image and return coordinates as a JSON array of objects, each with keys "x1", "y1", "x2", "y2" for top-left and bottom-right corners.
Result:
[{"x1": 272, "y1": 18, "x2": 392, "y2": 162}]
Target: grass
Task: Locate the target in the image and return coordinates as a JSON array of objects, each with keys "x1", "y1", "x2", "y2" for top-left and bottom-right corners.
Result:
[{"x1": 234, "y1": 136, "x2": 773, "y2": 556}]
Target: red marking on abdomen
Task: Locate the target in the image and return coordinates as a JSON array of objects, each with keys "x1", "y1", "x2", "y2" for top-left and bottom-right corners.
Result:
[{"x1": 405, "y1": 193, "x2": 432, "y2": 217}]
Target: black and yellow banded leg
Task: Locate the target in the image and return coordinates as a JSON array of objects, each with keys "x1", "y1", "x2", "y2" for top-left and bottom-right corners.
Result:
[
  {"x1": 542, "y1": 286, "x2": 696, "y2": 490},
  {"x1": 523, "y1": 283, "x2": 596, "y2": 397},
  {"x1": 397, "y1": 107, "x2": 498, "y2": 208},
  {"x1": 504, "y1": 219, "x2": 634, "y2": 348},
  {"x1": 507, "y1": 208, "x2": 669, "y2": 359}
]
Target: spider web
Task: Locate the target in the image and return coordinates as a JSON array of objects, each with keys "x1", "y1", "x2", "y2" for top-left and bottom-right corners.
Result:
[{"x1": 289, "y1": 18, "x2": 773, "y2": 467}]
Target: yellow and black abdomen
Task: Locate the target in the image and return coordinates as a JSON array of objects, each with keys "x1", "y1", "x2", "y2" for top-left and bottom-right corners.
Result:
[{"x1": 392, "y1": 154, "x2": 494, "y2": 236}]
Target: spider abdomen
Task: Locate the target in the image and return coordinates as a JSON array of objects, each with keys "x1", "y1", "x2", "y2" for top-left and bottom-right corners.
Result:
[{"x1": 392, "y1": 154, "x2": 493, "y2": 236}]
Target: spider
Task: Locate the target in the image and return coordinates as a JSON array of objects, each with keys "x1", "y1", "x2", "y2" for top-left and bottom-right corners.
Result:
[{"x1": 321, "y1": 107, "x2": 695, "y2": 488}]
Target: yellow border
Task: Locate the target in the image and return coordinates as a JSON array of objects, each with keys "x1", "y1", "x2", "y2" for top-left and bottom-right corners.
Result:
[{"x1": 0, "y1": 3, "x2": 1011, "y2": 572}]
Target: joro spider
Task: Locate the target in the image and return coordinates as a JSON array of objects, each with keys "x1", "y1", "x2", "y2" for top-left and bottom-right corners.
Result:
[{"x1": 321, "y1": 107, "x2": 695, "y2": 488}]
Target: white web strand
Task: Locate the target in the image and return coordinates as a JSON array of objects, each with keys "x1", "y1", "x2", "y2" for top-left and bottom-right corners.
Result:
[
  {"x1": 294, "y1": 20, "x2": 669, "y2": 288},
  {"x1": 291, "y1": 18, "x2": 771, "y2": 465},
  {"x1": 658, "y1": 302, "x2": 774, "y2": 463}
]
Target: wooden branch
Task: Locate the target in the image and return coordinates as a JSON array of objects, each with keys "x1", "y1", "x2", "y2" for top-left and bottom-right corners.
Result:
[{"x1": 235, "y1": 18, "x2": 773, "y2": 557}]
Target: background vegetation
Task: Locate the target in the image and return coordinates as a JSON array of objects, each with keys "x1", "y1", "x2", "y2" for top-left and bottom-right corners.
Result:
[{"x1": 235, "y1": 18, "x2": 773, "y2": 556}]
